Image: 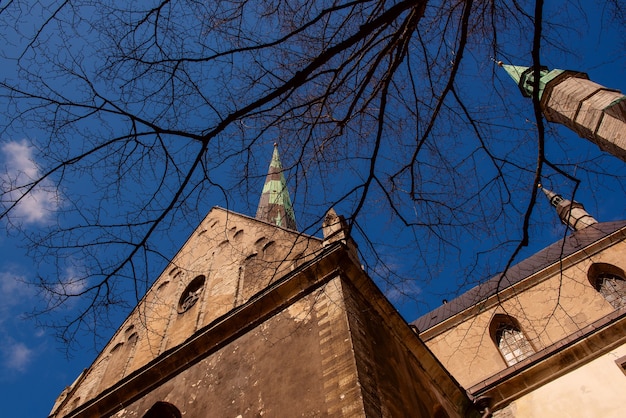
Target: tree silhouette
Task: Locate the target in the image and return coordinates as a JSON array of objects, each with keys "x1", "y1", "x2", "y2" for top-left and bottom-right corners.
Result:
[{"x1": 0, "y1": 0, "x2": 624, "y2": 348}]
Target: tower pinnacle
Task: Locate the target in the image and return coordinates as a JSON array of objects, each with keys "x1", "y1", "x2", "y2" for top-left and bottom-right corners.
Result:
[
  {"x1": 497, "y1": 61, "x2": 565, "y2": 100},
  {"x1": 538, "y1": 184, "x2": 597, "y2": 231},
  {"x1": 256, "y1": 144, "x2": 297, "y2": 230}
]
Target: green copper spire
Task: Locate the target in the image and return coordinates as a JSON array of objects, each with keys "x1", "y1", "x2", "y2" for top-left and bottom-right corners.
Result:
[
  {"x1": 498, "y1": 61, "x2": 565, "y2": 100},
  {"x1": 256, "y1": 144, "x2": 297, "y2": 230}
]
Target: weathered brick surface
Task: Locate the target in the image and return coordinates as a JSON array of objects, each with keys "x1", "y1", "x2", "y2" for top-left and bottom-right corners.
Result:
[
  {"x1": 342, "y1": 277, "x2": 471, "y2": 417},
  {"x1": 544, "y1": 75, "x2": 626, "y2": 161}
]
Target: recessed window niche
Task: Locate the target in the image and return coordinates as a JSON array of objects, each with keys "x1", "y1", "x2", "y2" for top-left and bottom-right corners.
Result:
[{"x1": 177, "y1": 275, "x2": 206, "y2": 314}]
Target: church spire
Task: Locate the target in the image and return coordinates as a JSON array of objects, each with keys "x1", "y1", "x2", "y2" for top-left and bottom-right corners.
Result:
[
  {"x1": 538, "y1": 184, "x2": 598, "y2": 231},
  {"x1": 497, "y1": 61, "x2": 565, "y2": 100},
  {"x1": 256, "y1": 144, "x2": 297, "y2": 230}
]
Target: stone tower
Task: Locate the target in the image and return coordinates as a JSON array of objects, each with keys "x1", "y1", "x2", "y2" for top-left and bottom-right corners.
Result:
[
  {"x1": 499, "y1": 62, "x2": 626, "y2": 161},
  {"x1": 49, "y1": 146, "x2": 477, "y2": 417},
  {"x1": 538, "y1": 184, "x2": 598, "y2": 231}
]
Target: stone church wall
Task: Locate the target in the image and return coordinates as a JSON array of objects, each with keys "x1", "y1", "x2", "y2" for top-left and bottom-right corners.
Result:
[
  {"x1": 108, "y1": 277, "x2": 366, "y2": 418},
  {"x1": 341, "y1": 278, "x2": 469, "y2": 418}
]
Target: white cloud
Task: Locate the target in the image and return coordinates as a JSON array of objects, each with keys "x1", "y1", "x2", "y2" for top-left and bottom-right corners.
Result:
[
  {"x1": 0, "y1": 272, "x2": 37, "y2": 374},
  {"x1": 384, "y1": 280, "x2": 422, "y2": 303},
  {"x1": 1, "y1": 140, "x2": 61, "y2": 224},
  {"x1": 53, "y1": 266, "x2": 87, "y2": 297},
  {"x1": 53, "y1": 278, "x2": 87, "y2": 297},
  {"x1": 2, "y1": 340, "x2": 34, "y2": 372},
  {"x1": 0, "y1": 271, "x2": 30, "y2": 301},
  {"x1": 0, "y1": 271, "x2": 33, "y2": 325}
]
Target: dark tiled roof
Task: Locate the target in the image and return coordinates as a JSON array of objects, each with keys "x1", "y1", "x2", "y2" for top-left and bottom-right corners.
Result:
[{"x1": 412, "y1": 220, "x2": 626, "y2": 332}]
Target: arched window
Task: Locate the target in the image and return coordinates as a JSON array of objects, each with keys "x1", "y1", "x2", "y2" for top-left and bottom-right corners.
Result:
[
  {"x1": 432, "y1": 405, "x2": 450, "y2": 418},
  {"x1": 588, "y1": 263, "x2": 626, "y2": 310},
  {"x1": 262, "y1": 240, "x2": 276, "y2": 257},
  {"x1": 142, "y1": 401, "x2": 181, "y2": 418},
  {"x1": 291, "y1": 252, "x2": 305, "y2": 271},
  {"x1": 177, "y1": 275, "x2": 205, "y2": 313},
  {"x1": 490, "y1": 315, "x2": 535, "y2": 366}
]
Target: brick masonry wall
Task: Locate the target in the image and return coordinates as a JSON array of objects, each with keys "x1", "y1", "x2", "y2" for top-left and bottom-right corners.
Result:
[{"x1": 544, "y1": 75, "x2": 626, "y2": 161}]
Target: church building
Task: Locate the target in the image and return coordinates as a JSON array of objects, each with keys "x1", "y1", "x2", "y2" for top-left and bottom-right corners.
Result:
[
  {"x1": 49, "y1": 65, "x2": 626, "y2": 417},
  {"x1": 49, "y1": 146, "x2": 477, "y2": 417}
]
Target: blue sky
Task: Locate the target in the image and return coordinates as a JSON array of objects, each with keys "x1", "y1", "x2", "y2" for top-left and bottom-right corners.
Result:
[{"x1": 1, "y1": 1, "x2": 625, "y2": 417}]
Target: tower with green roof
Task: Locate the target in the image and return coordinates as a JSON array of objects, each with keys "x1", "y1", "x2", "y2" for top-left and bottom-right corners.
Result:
[
  {"x1": 499, "y1": 62, "x2": 626, "y2": 162},
  {"x1": 256, "y1": 144, "x2": 297, "y2": 230}
]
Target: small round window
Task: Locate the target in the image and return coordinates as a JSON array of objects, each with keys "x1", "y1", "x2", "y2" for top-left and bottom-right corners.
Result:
[{"x1": 178, "y1": 275, "x2": 206, "y2": 313}]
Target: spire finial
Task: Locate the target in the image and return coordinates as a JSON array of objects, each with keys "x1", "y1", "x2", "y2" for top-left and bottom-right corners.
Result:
[
  {"x1": 538, "y1": 183, "x2": 563, "y2": 208},
  {"x1": 256, "y1": 144, "x2": 297, "y2": 230}
]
